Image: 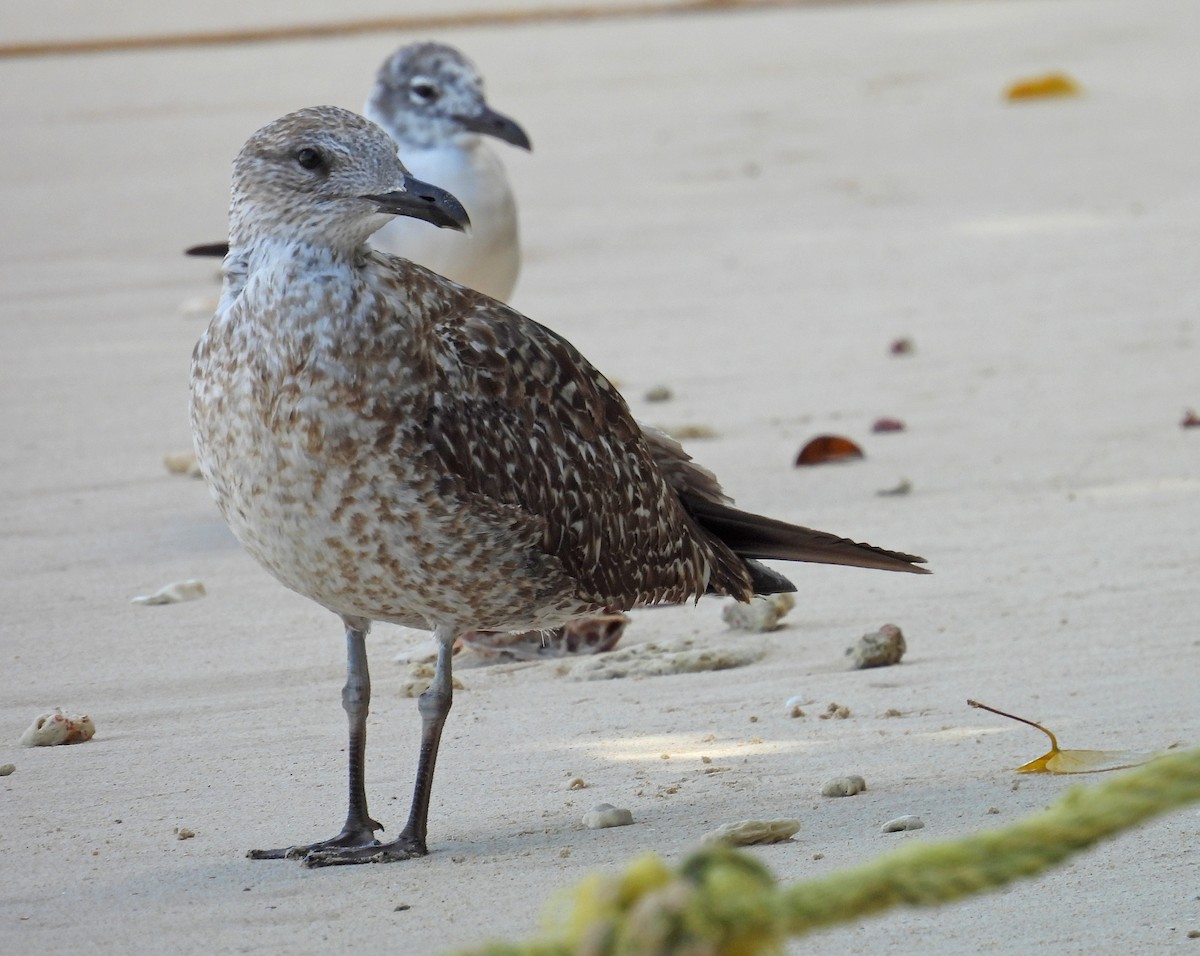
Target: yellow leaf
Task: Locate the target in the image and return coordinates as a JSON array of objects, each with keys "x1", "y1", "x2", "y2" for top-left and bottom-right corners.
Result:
[
  {"x1": 968, "y1": 699, "x2": 1156, "y2": 774},
  {"x1": 1005, "y1": 71, "x2": 1082, "y2": 101}
]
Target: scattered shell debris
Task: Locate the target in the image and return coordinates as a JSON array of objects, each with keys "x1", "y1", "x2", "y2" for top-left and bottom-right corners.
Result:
[
  {"x1": 871, "y1": 417, "x2": 905, "y2": 433},
  {"x1": 795, "y1": 434, "x2": 864, "y2": 467},
  {"x1": 459, "y1": 615, "x2": 628, "y2": 662},
  {"x1": 175, "y1": 827, "x2": 196, "y2": 840},
  {"x1": 0, "y1": 763, "x2": 15, "y2": 776},
  {"x1": 661, "y1": 423, "x2": 718, "y2": 441},
  {"x1": 876, "y1": 478, "x2": 913, "y2": 497},
  {"x1": 722, "y1": 592, "x2": 795, "y2": 632},
  {"x1": 163, "y1": 451, "x2": 203, "y2": 478},
  {"x1": 582, "y1": 803, "x2": 633, "y2": 829},
  {"x1": 847, "y1": 624, "x2": 906, "y2": 669},
  {"x1": 699, "y1": 819, "x2": 801, "y2": 847},
  {"x1": 643, "y1": 385, "x2": 673, "y2": 403},
  {"x1": 568, "y1": 637, "x2": 764, "y2": 681},
  {"x1": 784, "y1": 695, "x2": 811, "y2": 718},
  {"x1": 398, "y1": 667, "x2": 465, "y2": 699},
  {"x1": 20, "y1": 709, "x2": 96, "y2": 747},
  {"x1": 881, "y1": 815, "x2": 925, "y2": 833},
  {"x1": 131, "y1": 579, "x2": 207, "y2": 606},
  {"x1": 821, "y1": 775, "x2": 867, "y2": 798},
  {"x1": 819, "y1": 703, "x2": 851, "y2": 720}
]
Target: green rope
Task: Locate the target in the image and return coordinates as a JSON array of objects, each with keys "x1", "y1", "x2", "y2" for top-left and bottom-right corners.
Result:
[{"x1": 457, "y1": 746, "x2": 1200, "y2": 956}]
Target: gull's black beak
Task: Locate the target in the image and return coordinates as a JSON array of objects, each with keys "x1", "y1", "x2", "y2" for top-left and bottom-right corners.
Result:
[
  {"x1": 363, "y1": 177, "x2": 470, "y2": 232},
  {"x1": 456, "y1": 106, "x2": 532, "y2": 151}
]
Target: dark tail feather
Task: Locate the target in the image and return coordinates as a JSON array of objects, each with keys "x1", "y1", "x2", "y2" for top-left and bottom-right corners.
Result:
[
  {"x1": 186, "y1": 242, "x2": 230, "y2": 258},
  {"x1": 682, "y1": 494, "x2": 930, "y2": 576},
  {"x1": 744, "y1": 559, "x2": 797, "y2": 595}
]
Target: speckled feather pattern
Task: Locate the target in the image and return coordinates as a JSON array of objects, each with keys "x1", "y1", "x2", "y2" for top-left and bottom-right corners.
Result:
[{"x1": 192, "y1": 247, "x2": 752, "y2": 632}]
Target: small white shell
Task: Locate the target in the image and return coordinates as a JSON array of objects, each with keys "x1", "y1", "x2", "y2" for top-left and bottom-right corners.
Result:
[
  {"x1": 131, "y1": 579, "x2": 207, "y2": 606},
  {"x1": 821, "y1": 775, "x2": 867, "y2": 797},
  {"x1": 162, "y1": 451, "x2": 203, "y2": 477},
  {"x1": 700, "y1": 819, "x2": 801, "y2": 846},
  {"x1": 20, "y1": 708, "x2": 96, "y2": 747},
  {"x1": 582, "y1": 803, "x2": 633, "y2": 829},
  {"x1": 881, "y1": 815, "x2": 925, "y2": 833},
  {"x1": 784, "y1": 694, "x2": 811, "y2": 717}
]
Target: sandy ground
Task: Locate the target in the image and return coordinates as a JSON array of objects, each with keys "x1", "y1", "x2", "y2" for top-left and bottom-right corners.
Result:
[{"x1": 2, "y1": 0, "x2": 1198, "y2": 952}]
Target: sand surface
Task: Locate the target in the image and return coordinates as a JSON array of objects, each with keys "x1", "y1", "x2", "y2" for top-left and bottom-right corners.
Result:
[{"x1": 2, "y1": 0, "x2": 1198, "y2": 952}]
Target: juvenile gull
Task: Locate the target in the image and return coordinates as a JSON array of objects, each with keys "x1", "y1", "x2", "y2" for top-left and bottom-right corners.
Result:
[
  {"x1": 188, "y1": 41, "x2": 530, "y2": 303},
  {"x1": 190, "y1": 106, "x2": 929, "y2": 868}
]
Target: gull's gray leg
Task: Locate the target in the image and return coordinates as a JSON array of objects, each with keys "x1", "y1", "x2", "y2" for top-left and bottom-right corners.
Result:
[
  {"x1": 304, "y1": 626, "x2": 456, "y2": 867},
  {"x1": 248, "y1": 618, "x2": 383, "y2": 860}
]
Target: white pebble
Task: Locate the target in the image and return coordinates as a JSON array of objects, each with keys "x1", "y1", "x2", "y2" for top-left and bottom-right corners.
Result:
[
  {"x1": 821, "y1": 775, "x2": 867, "y2": 797},
  {"x1": 881, "y1": 815, "x2": 925, "y2": 833},
  {"x1": 0, "y1": 763, "x2": 14, "y2": 776},
  {"x1": 582, "y1": 803, "x2": 633, "y2": 829},
  {"x1": 20, "y1": 709, "x2": 96, "y2": 747},
  {"x1": 131, "y1": 579, "x2": 207, "y2": 606},
  {"x1": 722, "y1": 593, "x2": 796, "y2": 632},
  {"x1": 699, "y1": 819, "x2": 800, "y2": 846},
  {"x1": 846, "y1": 624, "x2": 906, "y2": 669}
]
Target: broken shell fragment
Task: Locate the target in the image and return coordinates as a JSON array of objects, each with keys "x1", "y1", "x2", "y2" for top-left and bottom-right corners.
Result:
[
  {"x1": 847, "y1": 624, "x2": 906, "y2": 669},
  {"x1": 582, "y1": 803, "x2": 634, "y2": 829},
  {"x1": 821, "y1": 775, "x2": 867, "y2": 797},
  {"x1": 881, "y1": 815, "x2": 925, "y2": 833},
  {"x1": 131, "y1": 579, "x2": 207, "y2": 606},
  {"x1": 699, "y1": 819, "x2": 801, "y2": 847},
  {"x1": 20, "y1": 708, "x2": 96, "y2": 747},
  {"x1": 794, "y1": 435, "x2": 864, "y2": 466},
  {"x1": 722, "y1": 592, "x2": 795, "y2": 632}
]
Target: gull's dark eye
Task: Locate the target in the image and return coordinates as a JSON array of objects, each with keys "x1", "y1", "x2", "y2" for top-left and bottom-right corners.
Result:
[
  {"x1": 411, "y1": 83, "x2": 439, "y2": 102},
  {"x1": 296, "y1": 147, "x2": 325, "y2": 171}
]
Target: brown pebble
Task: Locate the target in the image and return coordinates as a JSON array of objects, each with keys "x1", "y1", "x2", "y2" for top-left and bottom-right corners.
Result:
[
  {"x1": 889, "y1": 337, "x2": 914, "y2": 355},
  {"x1": 175, "y1": 828, "x2": 196, "y2": 840},
  {"x1": 871, "y1": 417, "x2": 905, "y2": 433},
  {"x1": 1182, "y1": 409, "x2": 1200, "y2": 428}
]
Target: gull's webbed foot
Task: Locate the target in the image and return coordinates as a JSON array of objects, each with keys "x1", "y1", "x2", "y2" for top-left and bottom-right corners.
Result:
[
  {"x1": 301, "y1": 831, "x2": 427, "y2": 868},
  {"x1": 247, "y1": 820, "x2": 383, "y2": 861}
]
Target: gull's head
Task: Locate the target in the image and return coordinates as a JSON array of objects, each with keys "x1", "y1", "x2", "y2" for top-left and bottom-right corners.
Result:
[
  {"x1": 229, "y1": 105, "x2": 469, "y2": 251},
  {"x1": 365, "y1": 42, "x2": 532, "y2": 152}
]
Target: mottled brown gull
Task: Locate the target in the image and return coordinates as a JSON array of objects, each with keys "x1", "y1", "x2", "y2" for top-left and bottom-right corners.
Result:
[{"x1": 190, "y1": 106, "x2": 929, "y2": 867}]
